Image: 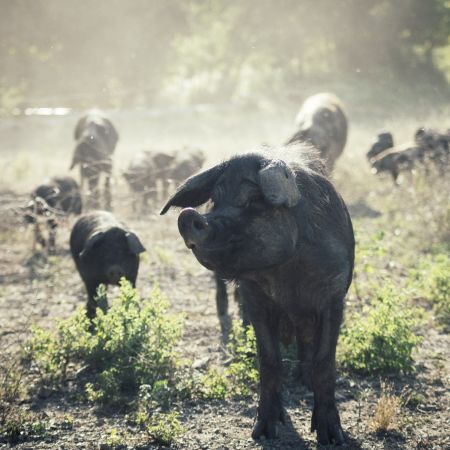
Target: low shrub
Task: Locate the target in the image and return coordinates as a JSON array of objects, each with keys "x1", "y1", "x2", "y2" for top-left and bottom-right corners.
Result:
[
  {"x1": 26, "y1": 279, "x2": 183, "y2": 404},
  {"x1": 339, "y1": 283, "x2": 422, "y2": 374},
  {"x1": 198, "y1": 321, "x2": 258, "y2": 399},
  {"x1": 0, "y1": 408, "x2": 48, "y2": 445},
  {"x1": 139, "y1": 411, "x2": 184, "y2": 446}
]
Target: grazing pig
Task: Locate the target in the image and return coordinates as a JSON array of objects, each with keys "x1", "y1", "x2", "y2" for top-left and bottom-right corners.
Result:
[
  {"x1": 123, "y1": 150, "x2": 157, "y2": 212},
  {"x1": 286, "y1": 93, "x2": 348, "y2": 171},
  {"x1": 151, "y1": 151, "x2": 177, "y2": 200},
  {"x1": 370, "y1": 145, "x2": 423, "y2": 184},
  {"x1": 161, "y1": 148, "x2": 355, "y2": 445},
  {"x1": 366, "y1": 132, "x2": 394, "y2": 160},
  {"x1": 70, "y1": 211, "x2": 146, "y2": 318},
  {"x1": 169, "y1": 148, "x2": 205, "y2": 187},
  {"x1": 70, "y1": 112, "x2": 119, "y2": 210},
  {"x1": 414, "y1": 127, "x2": 450, "y2": 170},
  {"x1": 24, "y1": 176, "x2": 82, "y2": 253}
]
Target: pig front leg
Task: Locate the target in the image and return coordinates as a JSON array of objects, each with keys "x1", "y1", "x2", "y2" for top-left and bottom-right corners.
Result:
[
  {"x1": 241, "y1": 282, "x2": 284, "y2": 439},
  {"x1": 104, "y1": 175, "x2": 112, "y2": 211},
  {"x1": 85, "y1": 280, "x2": 107, "y2": 319},
  {"x1": 310, "y1": 300, "x2": 344, "y2": 445},
  {"x1": 87, "y1": 174, "x2": 100, "y2": 209}
]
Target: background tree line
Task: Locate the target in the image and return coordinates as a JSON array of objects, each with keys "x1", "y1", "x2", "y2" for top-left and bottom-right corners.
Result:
[{"x1": 1, "y1": 0, "x2": 449, "y2": 109}]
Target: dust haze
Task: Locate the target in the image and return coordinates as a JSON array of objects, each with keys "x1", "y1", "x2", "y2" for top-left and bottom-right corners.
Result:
[{"x1": 0, "y1": 2, "x2": 449, "y2": 449}]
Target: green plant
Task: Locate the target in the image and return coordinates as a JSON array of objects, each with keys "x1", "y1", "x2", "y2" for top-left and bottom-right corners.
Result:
[
  {"x1": 26, "y1": 280, "x2": 183, "y2": 404},
  {"x1": 0, "y1": 362, "x2": 23, "y2": 419},
  {"x1": 198, "y1": 321, "x2": 258, "y2": 399},
  {"x1": 145, "y1": 411, "x2": 184, "y2": 446},
  {"x1": 60, "y1": 414, "x2": 74, "y2": 430},
  {"x1": 106, "y1": 427, "x2": 128, "y2": 448},
  {"x1": 339, "y1": 283, "x2": 422, "y2": 374},
  {"x1": 0, "y1": 409, "x2": 48, "y2": 445},
  {"x1": 198, "y1": 368, "x2": 229, "y2": 399},
  {"x1": 225, "y1": 321, "x2": 258, "y2": 396},
  {"x1": 351, "y1": 229, "x2": 388, "y2": 301},
  {"x1": 413, "y1": 253, "x2": 450, "y2": 331}
]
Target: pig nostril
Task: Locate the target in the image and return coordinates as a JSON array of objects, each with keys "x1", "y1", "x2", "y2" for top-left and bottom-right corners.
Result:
[{"x1": 187, "y1": 242, "x2": 196, "y2": 250}]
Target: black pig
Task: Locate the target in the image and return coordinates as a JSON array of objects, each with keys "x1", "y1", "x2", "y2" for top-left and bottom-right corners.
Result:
[
  {"x1": 70, "y1": 112, "x2": 119, "y2": 210},
  {"x1": 169, "y1": 148, "x2": 205, "y2": 187},
  {"x1": 286, "y1": 93, "x2": 348, "y2": 171},
  {"x1": 24, "y1": 176, "x2": 82, "y2": 253},
  {"x1": 123, "y1": 150, "x2": 157, "y2": 212},
  {"x1": 161, "y1": 148, "x2": 355, "y2": 445},
  {"x1": 70, "y1": 211, "x2": 145, "y2": 318},
  {"x1": 370, "y1": 145, "x2": 422, "y2": 184},
  {"x1": 366, "y1": 132, "x2": 394, "y2": 160}
]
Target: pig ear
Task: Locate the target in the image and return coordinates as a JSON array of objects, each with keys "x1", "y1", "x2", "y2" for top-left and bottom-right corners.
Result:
[
  {"x1": 126, "y1": 232, "x2": 146, "y2": 254},
  {"x1": 160, "y1": 163, "x2": 226, "y2": 215},
  {"x1": 258, "y1": 160, "x2": 300, "y2": 208},
  {"x1": 79, "y1": 231, "x2": 104, "y2": 259},
  {"x1": 74, "y1": 116, "x2": 87, "y2": 140}
]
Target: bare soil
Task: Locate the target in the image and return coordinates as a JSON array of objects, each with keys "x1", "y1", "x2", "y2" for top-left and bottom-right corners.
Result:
[{"x1": 0, "y1": 107, "x2": 449, "y2": 449}]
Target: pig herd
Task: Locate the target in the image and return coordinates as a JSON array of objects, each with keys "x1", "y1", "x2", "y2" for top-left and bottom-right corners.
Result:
[{"x1": 18, "y1": 94, "x2": 448, "y2": 446}]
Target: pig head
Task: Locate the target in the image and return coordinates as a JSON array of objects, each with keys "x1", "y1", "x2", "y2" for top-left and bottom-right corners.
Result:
[{"x1": 161, "y1": 155, "x2": 300, "y2": 278}]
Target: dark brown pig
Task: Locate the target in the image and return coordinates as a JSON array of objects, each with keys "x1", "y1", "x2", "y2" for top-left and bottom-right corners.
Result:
[
  {"x1": 370, "y1": 145, "x2": 422, "y2": 184},
  {"x1": 169, "y1": 148, "x2": 205, "y2": 187},
  {"x1": 161, "y1": 148, "x2": 355, "y2": 445},
  {"x1": 70, "y1": 112, "x2": 119, "y2": 210},
  {"x1": 366, "y1": 132, "x2": 394, "y2": 160},
  {"x1": 123, "y1": 150, "x2": 157, "y2": 212},
  {"x1": 286, "y1": 93, "x2": 348, "y2": 171},
  {"x1": 70, "y1": 211, "x2": 145, "y2": 318},
  {"x1": 24, "y1": 176, "x2": 82, "y2": 253}
]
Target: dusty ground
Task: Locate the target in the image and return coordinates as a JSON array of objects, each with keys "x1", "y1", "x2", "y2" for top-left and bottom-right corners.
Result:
[{"x1": 0, "y1": 105, "x2": 449, "y2": 449}]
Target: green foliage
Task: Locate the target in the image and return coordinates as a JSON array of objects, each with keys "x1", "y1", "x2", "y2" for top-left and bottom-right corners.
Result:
[
  {"x1": 1, "y1": 1, "x2": 449, "y2": 109},
  {"x1": 0, "y1": 408, "x2": 48, "y2": 445},
  {"x1": 339, "y1": 283, "x2": 422, "y2": 374},
  {"x1": 105, "y1": 427, "x2": 128, "y2": 448},
  {"x1": 26, "y1": 279, "x2": 183, "y2": 404},
  {"x1": 143, "y1": 411, "x2": 184, "y2": 446},
  {"x1": 198, "y1": 321, "x2": 258, "y2": 399},
  {"x1": 413, "y1": 253, "x2": 450, "y2": 331},
  {"x1": 198, "y1": 368, "x2": 228, "y2": 400},
  {"x1": 225, "y1": 321, "x2": 259, "y2": 396}
]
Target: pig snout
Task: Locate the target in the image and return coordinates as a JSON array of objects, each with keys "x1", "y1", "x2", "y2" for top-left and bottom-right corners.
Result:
[
  {"x1": 106, "y1": 265, "x2": 124, "y2": 284},
  {"x1": 178, "y1": 208, "x2": 208, "y2": 250}
]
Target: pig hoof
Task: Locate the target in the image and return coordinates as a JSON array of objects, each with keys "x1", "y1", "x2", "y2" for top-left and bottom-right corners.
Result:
[
  {"x1": 252, "y1": 407, "x2": 284, "y2": 440},
  {"x1": 251, "y1": 418, "x2": 278, "y2": 439},
  {"x1": 311, "y1": 406, "x2": 345, "y2": 445}
]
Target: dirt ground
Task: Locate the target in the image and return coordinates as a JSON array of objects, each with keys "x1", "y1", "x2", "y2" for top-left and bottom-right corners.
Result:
[{"x1": 0, "y1": 105, "x2": 449, "y2": 449}]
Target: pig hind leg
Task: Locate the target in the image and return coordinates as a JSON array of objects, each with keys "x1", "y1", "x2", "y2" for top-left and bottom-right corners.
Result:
[
  {"x1": 214, "y1": 273, "x2": 231, "y2": 344},
  {"x1": 310, "y1": 299, "x2": 344, "y2": 445},
  {"x1": 295, "y1": 317, "x2": 315, "y2": 389}
]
